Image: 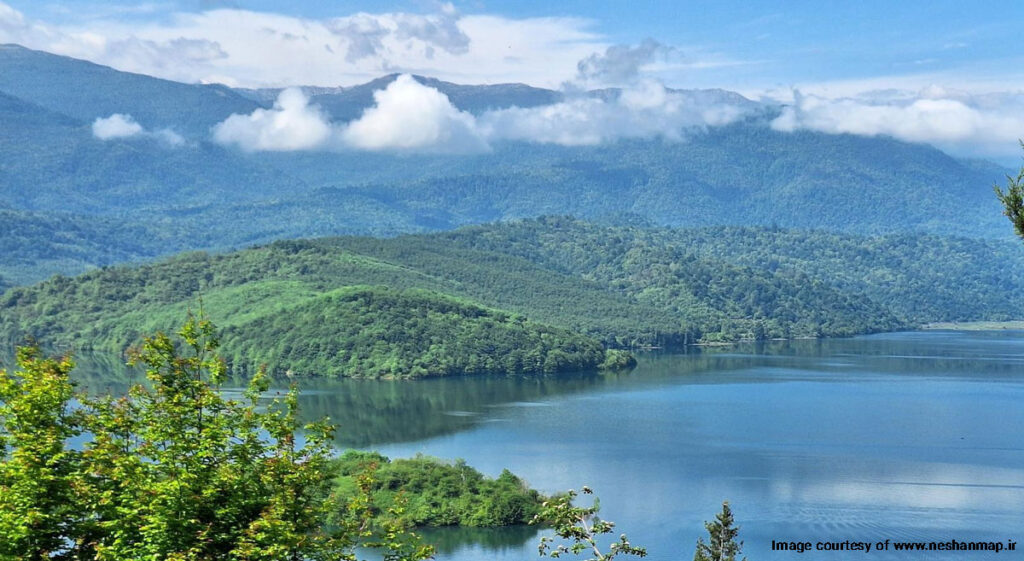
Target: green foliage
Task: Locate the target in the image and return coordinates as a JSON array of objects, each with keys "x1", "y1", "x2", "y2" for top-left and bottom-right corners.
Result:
[
  {"x1": 995, "y1": 143, "x2": 1024, "y2": 241},
  {"x1": 694, "y1": 501, "x2": 746, "y2": 561},
  {"x1": 333, "y1": 468, "x2": 436, "y2": 561},
  {"x1": 0, "y1": 317, "x2": 433, "y2": 561},
  {"x1": 0, "y1": 348, "x2": 81, "y2": 561},
  {"x1": 532, "y1": 487, "x2": 646, "y2": 561},
  {"x1": 333, "y1": 451, "x2": 545, "y2": 527},
  {"x1": 598, "y1": 350, "x2": 637, "y2": 370}
]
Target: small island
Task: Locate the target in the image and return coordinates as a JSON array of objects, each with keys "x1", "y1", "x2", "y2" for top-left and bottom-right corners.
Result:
[{"x1": 333, "y1": 451, "x2": 546, "y2": 527}]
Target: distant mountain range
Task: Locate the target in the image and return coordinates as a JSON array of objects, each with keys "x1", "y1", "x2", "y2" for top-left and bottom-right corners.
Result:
[{"x1": 0, "y1": 43, "x2": 1014, "y2": 287}]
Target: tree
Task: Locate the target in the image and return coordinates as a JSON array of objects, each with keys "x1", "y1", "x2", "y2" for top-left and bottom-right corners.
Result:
[
  {"x1": 994, "y1": 142, "x2": 1024, "y2": 240},
  {"x1": 0, "y1": 348, "x2": 82, "y2": 561},
  {"x1": 532, "y1": 486, "x2": 646, "y2": 561},
  {"x1": 694, "y1": 501, "x2": 746, "y2": 561},
  {"x1": 0, "y1": 314, "x2": 433, "y2": 561}
]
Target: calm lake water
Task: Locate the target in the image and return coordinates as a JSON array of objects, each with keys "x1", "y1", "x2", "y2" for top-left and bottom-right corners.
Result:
[{"x1": 69, "y1": 330, "x2": 1024, "y2": 560}]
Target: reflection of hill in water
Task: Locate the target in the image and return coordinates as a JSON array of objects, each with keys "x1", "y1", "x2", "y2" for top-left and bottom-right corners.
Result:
[
  {"x1": 25, "y1": 330, "x2": 1024, "y2": 448},
  {"x1": 416, "y1": 525, "x2": 541, "y2": 556}
]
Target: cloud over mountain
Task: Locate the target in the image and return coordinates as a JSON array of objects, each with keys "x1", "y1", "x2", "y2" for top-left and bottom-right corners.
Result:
[
  {"x1": 92, "y1": 113, "x2": 143, "y2": 140},
  {"x1": 213, "y1": 76, "x2": 488, "y2": 153},
  {"x1": 481, "y1": 81, "x2": 752, "y2": 146},
  {"x1": 210, "y1": 76, "x2": 757, "y2": 152},
  {"x1": 772, "y1": 88, "x2": 1024, "y2": 160},
  {"x1": 212, "y1": 88, "x2": 332, "y2": 151},
  {"x1": 92, "y1": 113, "x2": 184, "y2": 146},
  {"x1": 340, "y1": 75, "x2": 488, "y2": 153}
]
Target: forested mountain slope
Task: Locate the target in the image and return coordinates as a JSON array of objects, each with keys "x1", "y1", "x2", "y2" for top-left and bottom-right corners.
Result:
[{"x1": 6, "y1": 219, "x2": 1024, "y2": 375}]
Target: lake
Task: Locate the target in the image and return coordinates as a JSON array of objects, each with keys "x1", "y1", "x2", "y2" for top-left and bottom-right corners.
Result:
[{"x1": 71, "y1": 330, "x2": 1024, "y2": 560}]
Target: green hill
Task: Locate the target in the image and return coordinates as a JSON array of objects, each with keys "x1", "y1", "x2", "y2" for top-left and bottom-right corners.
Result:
[
  {"x1": 219, "y1": 286, "x2": 613, "y2": 378},
  {"x1": 9, "y1": 218, "x2": 1024, "y2": 377}
]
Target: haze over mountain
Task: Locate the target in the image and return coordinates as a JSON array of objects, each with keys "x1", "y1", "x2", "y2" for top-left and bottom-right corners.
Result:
[{"x1": 0, "y1": 44, "x2": 1014, "y2": 287}]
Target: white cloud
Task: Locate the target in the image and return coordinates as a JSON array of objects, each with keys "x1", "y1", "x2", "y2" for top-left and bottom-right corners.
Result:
[
  {"x1": 153, "y1": 128, "x2": 185, "y2": 146},
  {"x1": 0, "y1": 2, "x2": 605, "y2": 88},
  {"x1": 340, "y1": 74, "x2": 487, "y2": 152},
  {"x1": 479, "y1": 81, "x2": 754, "y2": 146},
  {"x1": 212, "y1": 76, "x2": 487, "y2": 153},
  {"x1": 212, "y1": 88, "x2": 332, "y2": 151},
  {"x1": 92, "y1": 113, "x2": 186, "y2": 146},
  {"x1": 576, "y1": 39, "x2": 677, "y2": 86},
  {"x1": 211, "y1": 76, "x2": 756, "y2": 152},
  {"x1": 771, "y1": 88, "x2": 1024, "y2": 161},
  {"x1": 92, "y1": 113, "x2": 144, "y2": 139}
]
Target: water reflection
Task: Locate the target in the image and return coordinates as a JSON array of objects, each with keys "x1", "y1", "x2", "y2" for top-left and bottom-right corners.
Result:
[
  {"x1": 42, "y1": 330, "x2": 1024, "y2": 450},
  {"x1": 417, "y1": 526, "x2": 541, "y2": 556}
]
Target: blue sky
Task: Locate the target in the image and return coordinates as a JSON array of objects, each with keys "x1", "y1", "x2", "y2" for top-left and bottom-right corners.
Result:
[
  {"x1": 3, "y1": 1, "x2": 1024, "y2": 160},
  {"x1": 10, "y1": 0, "x2": 1024, "y2": 92}
]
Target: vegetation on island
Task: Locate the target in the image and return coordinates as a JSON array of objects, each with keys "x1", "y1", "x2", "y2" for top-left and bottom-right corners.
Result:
[{"x1": 333, "y1": 451, "x2": 545, "y2": 527}]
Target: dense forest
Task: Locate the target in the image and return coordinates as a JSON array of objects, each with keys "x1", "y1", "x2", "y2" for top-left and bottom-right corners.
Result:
[
  {"x1": 439, "y1": 218, "x2": 1024, "y2": 327},
  {"x1": 4, "y1": 218, "x2": 1024, "y2": 377},
  {"x1": 218, "y1": 287, "x2": 628, "y2": 378}
]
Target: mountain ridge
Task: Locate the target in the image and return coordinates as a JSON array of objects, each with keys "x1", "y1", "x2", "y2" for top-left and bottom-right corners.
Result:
[{"x1": 0, "y1": 43, "x2": 1015, "y2": 289}]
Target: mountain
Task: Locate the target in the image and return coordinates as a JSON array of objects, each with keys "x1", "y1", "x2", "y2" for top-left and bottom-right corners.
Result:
[
  {"x1": 0, "y1": 44, "x2": 260, "y2": 136},
  {"x1": 0, "y1": 44, "x2": 1015, "y2": 289},
  {"x1": 0, "y1": 208, "x2": 189, "y2": 286},
  {"x1": 0, "y1": 84, "x2": 304, "y2": 215}
]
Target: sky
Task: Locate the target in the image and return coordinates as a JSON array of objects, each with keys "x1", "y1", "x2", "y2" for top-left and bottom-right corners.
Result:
[{"x1": 3, "y1": 0, "x2": 1024, "y2": 161}]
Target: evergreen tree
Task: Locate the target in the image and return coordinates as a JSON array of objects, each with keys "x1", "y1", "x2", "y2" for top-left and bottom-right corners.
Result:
[{"x1": 694, "y1": 501, "x2": 746, "y2": 561}]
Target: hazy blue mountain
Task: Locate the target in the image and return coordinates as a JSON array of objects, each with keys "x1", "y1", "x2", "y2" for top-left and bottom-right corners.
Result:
[
  {"x1": 0, "y1": 84, "x2": 304, "y2": 214},
  {"x1": 0, "y1": 44, "x2": 260, "y2": 135},
  {"x1": 0, "y1": 208, "x2": 192, "y2": 286},
  {"x1": 256, "y1": 126, "x2": 1007, "y2": 237}
]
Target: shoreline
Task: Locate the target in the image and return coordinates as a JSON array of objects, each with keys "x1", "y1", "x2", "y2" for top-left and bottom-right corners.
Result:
[{"x1": 920, "y1": 320, "x2": 1024, "y2": 331}]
